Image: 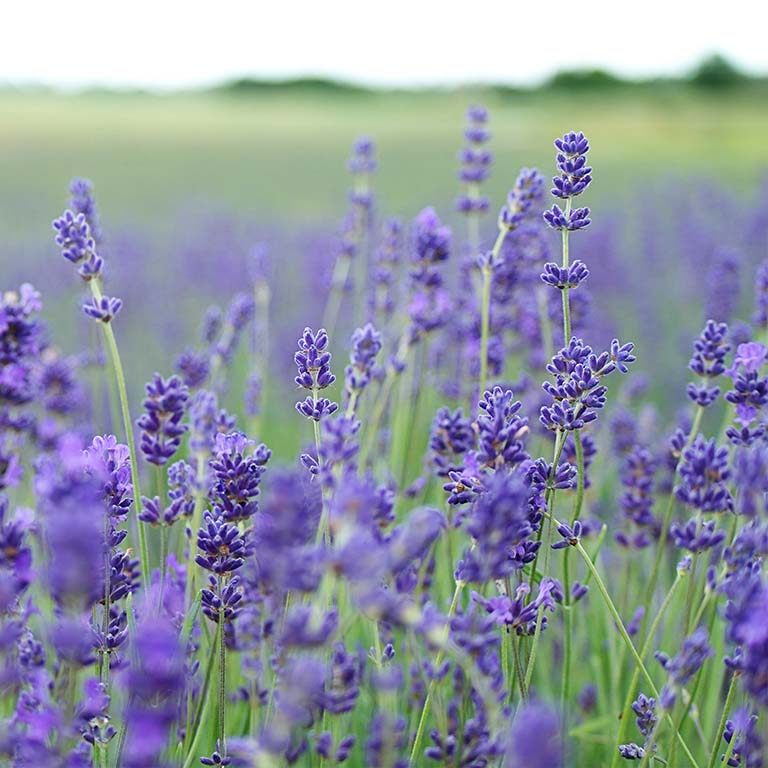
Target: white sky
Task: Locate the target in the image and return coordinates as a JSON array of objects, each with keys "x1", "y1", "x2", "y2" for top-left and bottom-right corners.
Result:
[{"x1": 1, "y1": 1, "x2": 766, "y2": 89}]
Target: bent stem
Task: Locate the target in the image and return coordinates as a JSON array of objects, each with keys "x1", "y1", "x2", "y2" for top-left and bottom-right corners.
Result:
[
  {"x1": 610, "y1": 571, "x2": 687, "y2": 768},
  {"x1": 574, "y1": 541, "x2": 701, "y2": 768}
]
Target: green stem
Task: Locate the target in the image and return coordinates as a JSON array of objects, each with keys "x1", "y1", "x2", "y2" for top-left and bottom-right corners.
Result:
[
  {"x1": 705, "y1": 672, "x2": 739, "y2": 768},
  {"x1": 640, "y1": 405, "x2": 704, "y2": 639},
  {"x1": 561, "y1": 429, "x2": 586, "y2": 717},
  {"x1": 159, "y1": 524, "x2": 168, "y2": 608},
  {"x1": 359, "y1": 334, "x2": 409, "y2": 468},
  {"x1": 408, "y1": 570, "x2": 468, "y2": 767},
  {"x1": 523, "y1": 431, "x2": 565, "y2": 691},
  {"x1": 183, "y1": 620, "x2": 219, "y2": 760},
  {"x1": 572, "y1": 432, "x2": 586, "y2": 524},
  {"x1": 524, "y1": 485, "x2": 556, "y2": 693},
  {"x1": 479, "y1": 264, "x2": 491, "y2": 397},
  {"x1": 478, "y1": 229, "x2": 506, "y2": 397},
  {"x1": 89, "y1": 279, "x2": 149, "y2": 590},
  {"x1": 218, "y1": 577, "x2": 227, "y2": 756},
  {"x1": 561, "y1": 198, "x2": 572, "y2": 342},
  {"x1": 536, "y1": 285, "x2": 555, "y2": 364},
  {"x1": 574, "y1": 541, "x2": 700, "y2": 768},
  {"x1": 101, "y1": 510, "x2": 112, "y2": 691},
  {"x1": 611, "y1": 571, "x2": 686, "y2": 768}
]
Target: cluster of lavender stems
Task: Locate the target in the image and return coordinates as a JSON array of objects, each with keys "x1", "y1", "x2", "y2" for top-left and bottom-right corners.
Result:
[{"x1": 1, "y1": 112, "x2": 767, "y2": 768}]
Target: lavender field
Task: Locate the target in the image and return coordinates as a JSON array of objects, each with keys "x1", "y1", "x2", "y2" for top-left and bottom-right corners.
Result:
[{"x1": 1, "y1": 86, "x2": 768, "y2": 768}]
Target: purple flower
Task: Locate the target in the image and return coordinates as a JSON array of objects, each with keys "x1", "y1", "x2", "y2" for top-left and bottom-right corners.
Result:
[
  {"x1": 345, "y1": 323, "x2": 382, "y2": 398},
  {"x1": 137, "y1": 374, "x2": 189, "y2": 466},
  {"x1": 655, "y1": 626, "x2": 713, "y2": 691},
  {"x1": 176, "y1": 348, "x2": 210, "y2": 388},
  {"x1": 209, "y1": 431, "x2": 270, "y2": 523},
  {"x1": 475, "y1": 387, "x2": 529, "y2": 470},
  {"x1": 459, "y1": 471, "x2": 533, "y2": 582},
  {"x1": 121, "y1": 615, "x2": 185, "y2": 768},
  {"x1": 196, "y1": 512, "x2": 247, "y2": 575},
  {"x1": 69, "y1": 178, "x2": 103, "y2": 244},
  {"x1": 52, "y1": 210, "x2": 103, "y2": 281},
  {"x1": 498, "y1": 168, "x2": 545, "y2": 230},
  {"x1": 505, "y1": 701, "x2": 563, "y2": 767},
  {"x1": 82, "y1": 295, "x2": 122, "y2": 323},
  {"x1": 456, "y1": 105, "x2": 492, "y2": 214},
  {"x1": 543, "y1": 204, "x2": 591, "y2": 231},
  {"x1": 551, "y1": 520, "x2": 583, "y2": 550},
  {"x1": 551, "y1": 131, "x2": 592, "y2": 199},
  {"x1": 540, "y1": 260, "x2": 589, "y2": 289},
  {"x1": 674, "y1": 435, "x2": 732, "y2": 514},
  {"x1": 430, "y1": 406, "x2": 475, "y2": 476}
]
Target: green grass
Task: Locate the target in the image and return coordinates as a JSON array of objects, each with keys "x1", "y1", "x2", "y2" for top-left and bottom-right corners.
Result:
[{"x1": 0, "y1": 86, "x2": 766, "y2": 242}]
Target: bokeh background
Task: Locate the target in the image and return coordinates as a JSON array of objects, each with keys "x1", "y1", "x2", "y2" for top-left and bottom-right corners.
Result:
[{"x1": 2, "y1": 2, "x2": 767, "y2": 456}]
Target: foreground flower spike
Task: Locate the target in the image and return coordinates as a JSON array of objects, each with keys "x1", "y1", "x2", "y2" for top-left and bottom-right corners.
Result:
[
  {"x1": 137, "y1": 373, "x2": 189, "y2": 465},
  {"x1": 543, "y1": 131, "x2": 593, "y2": 233}
]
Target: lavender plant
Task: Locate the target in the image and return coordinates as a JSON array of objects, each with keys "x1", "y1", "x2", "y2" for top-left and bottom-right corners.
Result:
[{"x1": 0, "y1": 112, "x2": 765, "y2": 768}]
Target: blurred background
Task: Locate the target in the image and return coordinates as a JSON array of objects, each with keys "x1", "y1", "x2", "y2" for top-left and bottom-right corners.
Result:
[{"x1": 2, "y1": 1, "x2": 767, "y2": 451}]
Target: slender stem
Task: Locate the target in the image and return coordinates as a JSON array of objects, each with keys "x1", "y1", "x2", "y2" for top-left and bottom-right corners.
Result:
[
  {"x1": 574, "y1": 541, "x2": 700, "y2": 768},
  {"x1": 639, "y1": 711, "x2": 664, "y2": 768},
  {"x1": 561, "y1": 198, "x2": 572, "y2": 342},
  {"x1": 89, "y1": 280, "x2": 149, "y2": 590},
  {"x1": 572, "y1": 432, "x2": 586, "y2": 524},
  {"x1": 183, "y1": 620, "x2": 219, "y2": 759},
  {"x1": 408, "y1": 568, "x2": 468, "y2": 767},
  {"x1": 310, "y1": 374, "x2": 331, "y2": 547},
  {"x1": 101, "y1": 511, "x2": 112, "y2": 691},
  {"x1": 536, "y1": 285, "x2": 555, "y2": 364},
  {"x1": 479, "y1": 265, "x2": 492, "y2": 397},
  {"x1": 218, "y1": 577, "x2": 227, "y2": 756},
  {"x1": 561, "y1": 429, "x2": 586, "y2": 716},
  {"x1": 359, "y1": 334, "x2": 410, "y2": 468},
  {"x1": 159, "y1": 524, "x2": 168, "y2": 608},
  {"x1": 523, "y1": 431, "x2": 565, "y2": 691},
  {"x1": 478, "y1": 229, "x2": 506, "y2": 398},
  {"x1": 610, "y1": 571, "x2": 686, "y2": 768},
  {"x1": 511, "y1": 635, "x2": 527, "y2": 701},
  {"x1": 705, "y1": 672, "x2": 739, "y2": 768},
  {"x1": 524, "y1": 485, "x2": 556, "y2": 693},
  {"x1": 640, "y1": 405, "x2": 704, "y2": 640}
]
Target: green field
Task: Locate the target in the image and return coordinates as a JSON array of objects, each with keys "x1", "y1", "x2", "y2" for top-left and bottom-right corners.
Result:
[{"x1": 1, "y1": 86, "x2": 766, "y2": 242}]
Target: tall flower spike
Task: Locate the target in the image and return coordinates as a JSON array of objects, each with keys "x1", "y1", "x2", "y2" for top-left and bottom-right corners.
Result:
[{"x1": 456, "y1": 105, "x2": 492, "y2": 215}]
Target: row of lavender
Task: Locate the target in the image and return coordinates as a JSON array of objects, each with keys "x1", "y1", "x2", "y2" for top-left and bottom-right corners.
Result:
[{"x1": 0, "y1": 110, "x2": 766, "y2": 767}]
